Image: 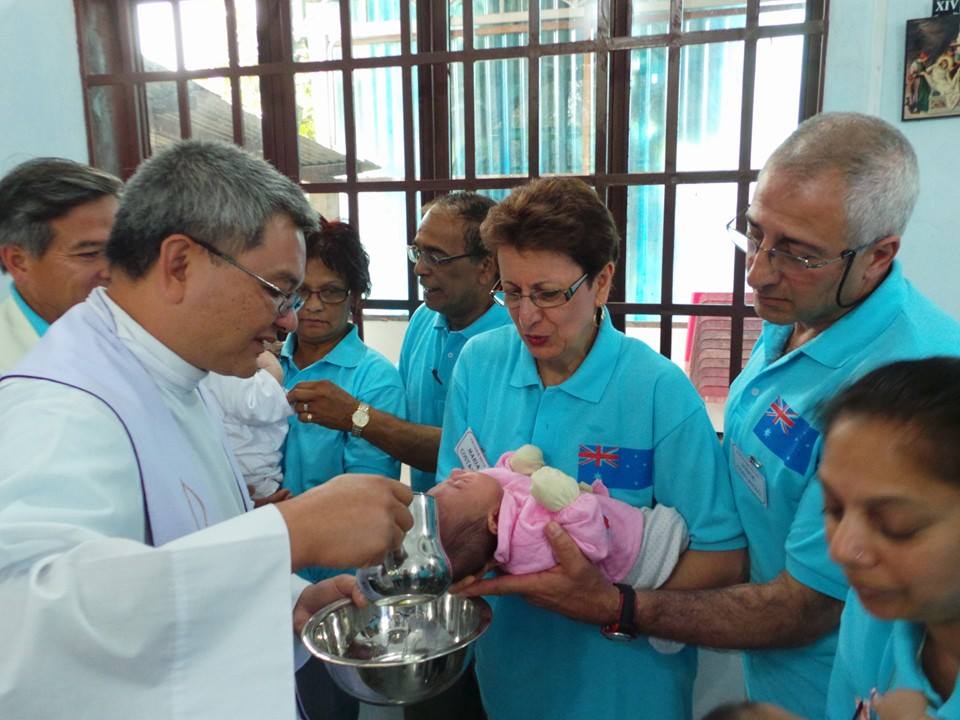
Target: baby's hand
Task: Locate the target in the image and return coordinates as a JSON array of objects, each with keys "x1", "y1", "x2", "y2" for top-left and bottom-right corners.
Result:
[
  {"x1": 509, "y1": 444, "x2": 545, "y2": 475},
  {"x1": 257, "y1": 350, "x2": 284, "y2": 383},
  {"x1": 870, "y1": 688, "x2": 931, "y2": 720},
  {"x1": 531, "y1": 466, "x2": 580, "y2": 511}
]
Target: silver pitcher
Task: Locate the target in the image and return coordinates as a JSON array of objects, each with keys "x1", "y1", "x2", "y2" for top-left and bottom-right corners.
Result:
[{"x1": 357, "y1": 492, "x2": 452, "y2": 603}]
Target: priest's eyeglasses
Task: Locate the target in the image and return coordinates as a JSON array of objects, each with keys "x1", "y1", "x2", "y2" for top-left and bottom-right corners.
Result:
[{"x1": 190, "y1": 236, "x2": 305, "y2": 316}]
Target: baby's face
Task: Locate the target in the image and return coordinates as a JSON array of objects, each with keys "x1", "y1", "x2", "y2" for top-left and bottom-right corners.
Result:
[{"x1": 428, "y1": 470, "x2": 503, "y2": 530}]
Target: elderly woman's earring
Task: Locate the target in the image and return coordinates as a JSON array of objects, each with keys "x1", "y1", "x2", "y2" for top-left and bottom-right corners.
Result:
[{"x1": 595, "y1": 306, "x2": 605, "y2": 327}]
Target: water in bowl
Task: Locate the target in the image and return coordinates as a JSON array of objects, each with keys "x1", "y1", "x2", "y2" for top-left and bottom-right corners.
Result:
[{"x1": 344, "y1": 596, "x2": 458, "y2": 664}]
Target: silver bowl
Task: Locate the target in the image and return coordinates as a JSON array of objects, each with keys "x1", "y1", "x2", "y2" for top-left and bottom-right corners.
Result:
[{"x1": 300, "y1": 593, "x2": 492, "y2": 706}]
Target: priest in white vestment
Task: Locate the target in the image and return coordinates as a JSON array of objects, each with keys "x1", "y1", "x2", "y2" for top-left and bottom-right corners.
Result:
[{"x1": 0, "y1": 141, "x2": 413, "y2": 719}]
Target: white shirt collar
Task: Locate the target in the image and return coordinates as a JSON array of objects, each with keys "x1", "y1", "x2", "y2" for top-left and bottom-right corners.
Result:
[{"x1": 88, "y1": 287, "x2": 207, "y2": 396}]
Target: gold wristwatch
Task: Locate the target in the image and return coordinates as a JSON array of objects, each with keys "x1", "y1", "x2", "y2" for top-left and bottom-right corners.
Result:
[{"x1": 351, "y1": 402, "x2": 370, "y2": 437}]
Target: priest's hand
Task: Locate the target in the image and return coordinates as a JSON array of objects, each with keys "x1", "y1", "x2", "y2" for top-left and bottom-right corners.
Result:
[
  {"x1": 293, "y1": 574, "x2": 366, "y2": 635},
  {"x1": 277, "y1": 474, "x2": 413, "y2": 572},
  {"x1": 457, "y1": 521, "x2": 621, "y2": 625},
  {"x1": 287, "y1": 380, "x2": 358, "y2": 432}
]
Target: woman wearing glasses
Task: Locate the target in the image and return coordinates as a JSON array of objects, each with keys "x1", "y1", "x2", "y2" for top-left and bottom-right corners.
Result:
[
  {"x1": 281, "y1": 219, "x2": 406, "y2": 720},
  {"x1": 280, "y1": 218, "x2": 406, "y2": 584},
  {"x1": 822, "y1": 358, "x2": 960, "y2": 720},
  {"x1": 436, "y1": 177, "x2": 746, "y2": 720}
]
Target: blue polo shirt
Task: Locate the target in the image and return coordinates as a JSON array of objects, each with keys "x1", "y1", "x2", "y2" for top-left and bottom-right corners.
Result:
[
  {"x1": 399, "y1": 301, "x2": 510, "y2": 492},
  {"x1": 725, "y1": 262, "x2": 960, "y2": 718},
  {"x1": 281, "y1": 325, "x2": 406, "y2": 582},
  {"x1": 438, "y1": 313, "x2": 745, "y2": 720},
  {"x1": 11, "y1": 286, "x2": 50, "y2": 337},
  {"x1": 827, "y1": 592, "x2": 960, "y2": 719}
]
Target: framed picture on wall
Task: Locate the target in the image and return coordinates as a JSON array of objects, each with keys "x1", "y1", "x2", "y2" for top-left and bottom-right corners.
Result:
[{"x1": 903, "y1": 14, "x2": 960, "y2": 120}]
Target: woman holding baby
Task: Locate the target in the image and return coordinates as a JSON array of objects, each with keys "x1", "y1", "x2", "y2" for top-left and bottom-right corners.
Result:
[{"x1": 435, "y1": 177, "x2": 747, "y2": 720}]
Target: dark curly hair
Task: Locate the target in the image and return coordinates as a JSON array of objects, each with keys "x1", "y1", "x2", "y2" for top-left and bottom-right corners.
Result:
[{"x1": 304, "y1": 217, "x2": 371, "y2": 318}]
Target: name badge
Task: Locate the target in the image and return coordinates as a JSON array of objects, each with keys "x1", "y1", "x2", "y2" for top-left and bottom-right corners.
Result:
[
  {"x1": 455, "y1": 427, "x2": 490, "y2": 471},
  {"x1": 732, "y1": 443, "x2": 767, "y2": 506}
]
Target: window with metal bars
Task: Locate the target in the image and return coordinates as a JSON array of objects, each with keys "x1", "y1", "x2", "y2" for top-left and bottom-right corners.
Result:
[{"x1": 74, "y1": 0, "x2": 827, "y2": 427}]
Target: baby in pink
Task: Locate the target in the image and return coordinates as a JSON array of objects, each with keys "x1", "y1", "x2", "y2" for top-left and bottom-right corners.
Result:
[{"x1": 428, "y1": 445, "x2": 688, "y2": 587}]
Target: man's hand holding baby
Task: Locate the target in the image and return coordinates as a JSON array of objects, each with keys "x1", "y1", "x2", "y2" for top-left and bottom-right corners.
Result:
[{"x1": 457, "y1": 520, "x2": 622, "y2": 626}]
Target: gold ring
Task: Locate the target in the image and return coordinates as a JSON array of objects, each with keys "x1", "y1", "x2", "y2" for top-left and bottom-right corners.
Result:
[
  {"x1": 306, "y1": 412, "x2": 313, "y2": 422},
  {"x1": 304, "y1": 402, "x2": 309, "y2": 413}
]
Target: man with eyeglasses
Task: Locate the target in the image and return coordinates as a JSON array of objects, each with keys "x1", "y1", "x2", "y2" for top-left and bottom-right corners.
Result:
[
  {"x1": 559, "y1": 113, "x2": 960, "y2": 719},
  {"x1": 288, "y1": 192, "x2": 510, "y2": 498},
  {"x1": 0, "y1": 141, "x2": 413, "y2": 719},
  {"x1": 0, "y1": 157, "x2": 121, "y2": 371},
  {"x1": 402, "y1": 193, "x2": 511, "y2": 720},
  {"x1": 315, "y1": 192, "x2": 507, "y2": 717},
  {"x1": 286, "y1": 192, "x2": 508, "y2": 719},
  {"x1": 398, "y1": 193, "x2": 511, "y2": 490}
]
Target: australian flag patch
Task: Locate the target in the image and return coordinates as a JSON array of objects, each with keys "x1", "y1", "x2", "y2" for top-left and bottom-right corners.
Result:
[
  {"x1": 752, "y1": 396, "x2": 819, "y2": 474},
  {"x1": 576, "y1": 445, "x2": 653, "y2": 490}
]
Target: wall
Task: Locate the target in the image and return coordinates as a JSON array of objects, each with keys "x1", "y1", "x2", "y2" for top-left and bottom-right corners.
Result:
[
  {"x1": 0, "y1": 0, "x2": 87, "y2": 173},
  {"x1": 0, "y1": 0, "x2": 87, "y2": 300},
  {"x1": 824, "y1": 0, "x2": 958, "y2": 318}
]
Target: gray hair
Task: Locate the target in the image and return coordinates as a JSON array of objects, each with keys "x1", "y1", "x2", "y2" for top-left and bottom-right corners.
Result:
[
  {"x1": 763, "y1": 112, "x2": 919, "y2": 249},
  {"x1": 423, "y1": 191, "x2": 497, "y2": 257},
  {"x1": 0, "y1": 158, "x2": 122, "y2": 268},
  {"x1": 108, "y1": 140, "x2": 317, "y2": 278}
]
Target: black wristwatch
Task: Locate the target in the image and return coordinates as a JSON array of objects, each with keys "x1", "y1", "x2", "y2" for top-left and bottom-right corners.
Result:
[{"x1": 601, "y1": 583, "x2": 638, "y2": 641}]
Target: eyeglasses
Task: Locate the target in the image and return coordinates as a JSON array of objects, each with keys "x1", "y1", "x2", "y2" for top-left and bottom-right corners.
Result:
[
  {"x1": 297, "y1": 286, "x2": 349, "y2": 305},
  {"x1": 725, "y1": 216, "x2": 860, "y2": 271},
  {"x1": 407, "y1": 244, "x2": 478, "y2": 268},
  {"x1": 726, "y1": 215, "x2": 878, "y2": 309},
  {"x1": 491, "y1": 273, "x2": 589, "y2": 309},
  {"x1": 190, "y1": 236, "x2": 304, "y2": 316}
]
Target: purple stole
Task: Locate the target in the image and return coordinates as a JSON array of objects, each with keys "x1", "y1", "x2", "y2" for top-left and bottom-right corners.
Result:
[{"x1": 2, "y1": 293, "x2": 252, "y2": 546}]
